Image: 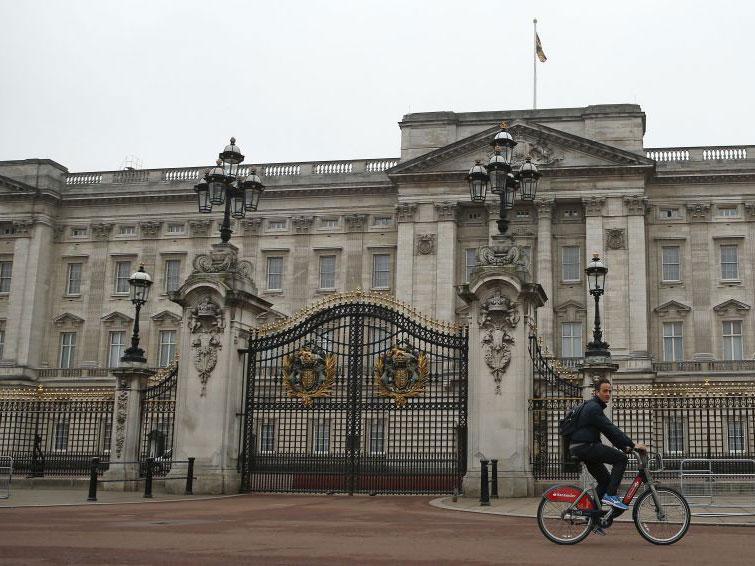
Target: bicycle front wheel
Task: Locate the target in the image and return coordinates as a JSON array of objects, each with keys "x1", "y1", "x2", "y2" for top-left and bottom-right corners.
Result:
[
  {"x1": 537, "y1": 495, "x2": 593, "y2": 545},
  {"x1": 632, "y1": 487, "x2": 690, "y2": 545}
]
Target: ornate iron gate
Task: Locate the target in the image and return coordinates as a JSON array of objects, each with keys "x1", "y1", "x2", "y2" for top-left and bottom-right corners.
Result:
[
  {"x1": 139, "y1": 359, "x2": 178, "y2": 476},
  {"x1": 241, "y1": 292, "x2": 468, "y2": 494}
]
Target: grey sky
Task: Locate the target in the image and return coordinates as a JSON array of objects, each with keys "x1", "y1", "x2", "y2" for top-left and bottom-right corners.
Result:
[{"x1": 1, "y1": 0, "x2": 753, "y2": 172}]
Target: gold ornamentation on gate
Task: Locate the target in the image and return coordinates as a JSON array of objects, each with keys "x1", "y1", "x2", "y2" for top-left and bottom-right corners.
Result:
[
  {"x1": 374, "y1": 342, "x2": 429, "y2": 407},
  {"x1": 282, "y1": 343, "x2": 336, "y2": 406}
]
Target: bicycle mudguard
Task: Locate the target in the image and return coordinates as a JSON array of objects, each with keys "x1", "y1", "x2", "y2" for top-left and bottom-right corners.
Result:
[{"x1": 543, "y1": 485, "x2": 596, "y2": 510}]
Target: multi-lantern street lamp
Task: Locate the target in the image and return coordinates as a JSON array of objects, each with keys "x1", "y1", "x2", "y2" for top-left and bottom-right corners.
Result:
[
  {"x1": 585, "y1": 253, "x2": 610, "y2": 360},
  {"x1": 193, "y1": 138, "x2": 265, "y2": 244},
  {"x1": 120, "y1": 264, "x2": 153, "y2": 364},
  {"x1": 467, "y1": 123, "x2": 541, "y2": 236}
]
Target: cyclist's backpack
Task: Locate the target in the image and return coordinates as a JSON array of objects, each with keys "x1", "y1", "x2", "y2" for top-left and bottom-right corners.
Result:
[{"x1": 558, "y1": 401, "x2": 587, "y2": 440}]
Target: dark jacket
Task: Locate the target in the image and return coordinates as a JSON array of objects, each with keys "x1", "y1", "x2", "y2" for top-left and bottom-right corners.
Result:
[{"x1": 569, "y1": 396, "x2": 634, "y2": 449}]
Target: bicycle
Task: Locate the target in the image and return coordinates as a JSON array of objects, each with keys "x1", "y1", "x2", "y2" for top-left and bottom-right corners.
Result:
[{"x1": 537, "y1": 449, "x2": 691, "y2": 545}]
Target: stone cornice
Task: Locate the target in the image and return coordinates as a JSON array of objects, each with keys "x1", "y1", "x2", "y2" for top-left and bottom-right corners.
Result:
[{"x1": 651, "y1": 172, "x2": 755, "y2": 185}]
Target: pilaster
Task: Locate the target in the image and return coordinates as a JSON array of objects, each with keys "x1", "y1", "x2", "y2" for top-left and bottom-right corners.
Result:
[
  {"x1": 535, "y1": 198, "x2": 554, "y2": 351},
  {"x1": 624, "y1": 195, "x2": 651, "y2": 363},
  {"x1": 434, "y1": 202, "x2": 458, "y2": 322},
  {"x1": 583, "y1": 197, "x2": 606, "y2": 351},
  {"x1": 395, "y1": 203, "x2": 417, "y2": 303}
]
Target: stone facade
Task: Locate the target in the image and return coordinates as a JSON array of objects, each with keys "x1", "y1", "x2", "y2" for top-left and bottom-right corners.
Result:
[{"x1": 2, "y1": 104, "x2": 755, "y2": 387}]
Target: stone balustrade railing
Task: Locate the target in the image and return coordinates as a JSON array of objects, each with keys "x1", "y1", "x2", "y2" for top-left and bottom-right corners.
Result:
[
  {"x1": 653, "y1": 360, "x2": 755, "y2": 372},
  {"x1": 65, "y1": 158, "x2": 400, "y2": 186},
  {"x1": 37, "y1": 367, "x2": 160, "y2": 378},
  {"x1": 646, "y1": 145, "x2": 752, "y2": 162}
]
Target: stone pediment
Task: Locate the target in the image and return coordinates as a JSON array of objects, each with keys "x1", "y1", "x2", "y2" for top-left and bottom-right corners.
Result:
[
  {"x1": 151, "y1": 310, "x2": 183, "y2": 324},
  {"x1": 389, "y1": 120, "x2": 653, "y2": 178},
  {"x1": 654, "y1": 300, "x2": 692, "y2": 317},
  {"x1": 101, "y1": 311, "x2": 133, "y2": 325},
  {"x1": 713, "y1": 299, "x2": 751, "y2": 316},
  {"x1": 554, "y1": 300, "x2": 587, "y2": 320},
  {"x1": 53, "y1": 312, "x2": 85, "y2": 327}
]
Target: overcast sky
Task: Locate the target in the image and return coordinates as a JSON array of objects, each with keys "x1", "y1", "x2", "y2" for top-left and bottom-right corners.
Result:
[{"x1": 1, "y1": 0, "x2": 753, "y2": 172}]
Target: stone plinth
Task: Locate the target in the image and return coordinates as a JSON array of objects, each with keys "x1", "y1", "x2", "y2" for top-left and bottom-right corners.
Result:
[
  {"x1": 101, "y1": 362, "x2": 154, "y2": 491},
  {"x1": 168, "y1": 242, "x2": 273, "y2": 494}
]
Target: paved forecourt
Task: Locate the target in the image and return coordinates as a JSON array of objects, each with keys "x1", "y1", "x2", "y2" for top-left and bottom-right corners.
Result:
[{"x1": 0, "y1": 494, "x2": 753, "y2": 565}]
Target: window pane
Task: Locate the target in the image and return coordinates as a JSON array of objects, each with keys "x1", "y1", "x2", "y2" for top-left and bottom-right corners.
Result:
[
  {"x1": 369, "y1": 420, "x2": 385, "y2": 454},
  {"x1": 661, "y1": 246, "x2": 680, "y2": 281},
  {"x1": 115, "y1": 261, "x2": 132, "y2": 293},
  {"x1": 561, "y1": 322, "x2": 582, "y2": 357},
  {"x1": 666, "y1": 417, "x2": 685, "y2": 454},
  {"x1": 0, "y1": 261, "x2": 12, "y2": 293},
  {"x1": 372, "y1": 254, "x2": 390, "y2": 288},
  {"x1": 314, "y1": 420, "x2": 330, "y2": 454},
  {"x1": 319, "y1": 255, "x2": 336, "y2": 289},
  {"x1": 561, "y1": 247, "x2": 580, "y2": 281},
  {"x1": 108, "y1": 331, "x2": 125, "y2": 367},
  {"x1": 267, "y1": 257, "x2": 283, "y2": 290},
  {"x1": 60, "y1": 332, "x2": 76, "y2": 368},
  {"x1": 54, "y1": 419, "x2": 69, "y2": 451},
  {"x1": 723, "y1": 321, "x2": 743, "y2": 360},
  {"x1": 465, "y1": 248, "x2": 477, "y2": 282},
  {"x1": 67, "y1": 263, "x2": 82, "y2": 295},
  {"x1": 663, "y1": 322, "x2": 683, "y2": 362},
  {"x1": 0, "y1": 329, "x2": 5, "y2": 359},
  {"x1": 720, "y1": 245, "x2": 739, "y2": 279},
  {"x1": 260, "y1": 422, "x2": 275, "y2": 453},
  {"x1": 165, "y1": 259, "x2": 181, "y2": 292},
  {"x1": 158, "y1": 330, "x2": 176, "y2": 367}
]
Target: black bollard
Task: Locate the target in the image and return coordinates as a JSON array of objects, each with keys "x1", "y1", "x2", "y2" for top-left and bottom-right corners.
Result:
[
  {"x1": 144, "y1": 457, "x2": 154, "y2": 499},
  {"x1": 87, "y1": 457, "x2": 99, "y2": 502},
  {"x1": 185, "y1": 457, "x2": 195, "y2": 495},
  {"x1": 490, "y1": 459, "x2": 499, "y2": 499},
  {"x1": 480, "y1": 459, "x2": 490, "y2": 506}
]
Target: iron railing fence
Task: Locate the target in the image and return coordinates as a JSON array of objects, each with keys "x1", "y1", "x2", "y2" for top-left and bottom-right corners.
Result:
[
  {"x1": 139, "y1": 360, "x2": 178, "y2": 477},
  {"x1": 0, "y1": 387, "x2": 114, "y2": 477}
]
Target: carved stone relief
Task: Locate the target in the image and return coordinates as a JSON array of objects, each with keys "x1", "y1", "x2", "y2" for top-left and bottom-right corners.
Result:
[
  {"x1": 606, "y1": 228, "x2": 626, "y2": 250},
  {"x1": 189, "y1": 219, "x2": 213, "y2": 237},
  {"x1": 478, "y1": 289, "x2": 521, "y2": 394},
  {"x1": 395, "y1": 203, "x2": 417, "y2": 223},
  {"x1": 344, "y1": 214, "x2": 367, "y2": 231},
  {"x1": 623, "y1": 195, "x2": 648, "y2": 216},
  {"x1": 239, "y1": 217, "x2": 262, "y2": 235},
  {"x1": 12, "y1": 220, "x2": 32, "y2": 237},
  {"x1": 292, "y1": 216, "x2": 314, "y2": 233},
  {"x1": 139, "y1": 221, "x2": 162, "y2": 238},
  {"x1": 91, "y1": 223, "x2": 114, "y2": 240},
  {"x1": 191, "y1": 246, "x2": 253, "y2": 280},
  {"x1": 434, "y1": 201, "x2": 458, "y2": 222},
  {"x1": 415, "y1": 234, "x2": 436, "y2": 255},
  {"x1": 582, "y1": 197, "x2": 606, "y2": 217},
  {"x1": 114, "y1": 381, "x2": 129, "y2": 458},
  {"x1": 188, "y1": 296, "x2": 225, "y2": 396},
  {"x1": 685, "y1": 202, "x2": 711, "y2": 220}
]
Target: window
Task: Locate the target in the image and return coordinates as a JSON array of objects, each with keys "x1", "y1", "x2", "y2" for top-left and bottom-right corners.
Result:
[
  {"x1": 720, "y1": 245, "x2": 739, "y2": 280},
  {"x1": 718, "y1": 206, "x2": 738, "y2": 217},
  {"x1": 119, "y1": 225, "x2": 136, "y2": 236},
  {"x1": 663, "y1": 322, "x2": 684, "y2": 362},
  {"x1": 368, "y1": 419, "x2": 385, "y2": 455},
  {"x1": 722, "y1": 321, "x2": 743, "y2": 360},
  {"x1": 661, "y1": 246, "x2": 681, "y2": 282},
  {"x1": 71, "y1": 227, "x2": 88, "y2": 238},
  {"x1": 727, "y1": 420, "x2": 746, "y2": 454},
  {"x1": 166, "y1": 223, "x2": 185, "y2": 234},
  {"x1": 319, "y1": 255, "x2": 336, "y2": 289},
  {"x1": 66, "y1": 263, "x2": 82, "y2": 295},
  {"x1": 372, "y1": 254, "x2": 390, "y2": 289},
  {"x1": 320, "y1": 218, "x2": 338, "y2": 229},
  {"x1": 1, "y1": 224, "x2": 15, "y2": 236},
  {"x1": 561, "y1": 322, "x2": 583, "y2": 358},
  {"x1": 0, "y1": 261, "x2": 12, "y2": 293},
  {"x1": 373, "y1": 216, "x2": 392, "y2": 226},
  {"x1": 53, "y1": 418, "x2": 70, "y2": 452},
  {"x1": 59, "y1": 332, "x2": 76, "y2": 368},
  {"x1": 659, "y1": 207, "x2": 681, "y2": 219},
  {"x1": 563, "y1": 209, "x2": 579, "y2": 219},
  {"x1": 665, "y1": 417, "x2": 685, "y2": 455},
  {"x1": 108, "y1": 331, "x2": 126, "y2": 367},
  {"x1": 268, "y1": 220, "x2": 286, "y2": 231},
  {"x1": 515, "y1": 210, "x2": 530, "y2": 219},
  {"x1": 158, "y1": 330, "x2": 177, "y2": 367},
  {"x1": 164, "y1": 259, "x2": 181, "y2": 293},
  {"x1": 266, "y1": 257, "x2": 283, "y2": 290},
  {"x1": 260, "y1": 421, "x2": 276, "y2": 453},
  {"x1": 114, "y1": 261, "x2": 132, "y2": 294},
  {"x1": 465, "y1": 248, "x2": 478, "y2": 282},
  {"x1": 0, "y1": 329, "x2": 4, "y2": 359},
  {"x1": 561, "y1": 246, "x2": 580, "y2": 282},
  {"x1": 313, "y1": 420, "x2": 330, "y2": 454}
]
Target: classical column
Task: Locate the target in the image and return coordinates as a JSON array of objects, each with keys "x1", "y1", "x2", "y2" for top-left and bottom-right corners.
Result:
[
  {"x1": 344, "y1": 214, "x2": 367, "y2": 291},
  {"x1": 535, "y1": 198, "x2": 555, "y2": 351},
  {"x1": 686, "y1": 202, "x2": 714, "y2": 358},
  {"x1": 3, "y1": 219, "x2": 55, "y2": 370},
  {"x1": 434, "y1": 202, "x2": 458, "y2": 322},
  {"x1": 583, "y1": 197, "x2": 606, "y2": 350},
  {"x1": 624, "y1": 195, "x2": 651, "y2": 362},
  {"x1": 291, "y1": 216, "x2": 314, "y2": 311},
  {"x1": 395, "y1": 203, "x2": 417, "y2": 303},
  {"x1": 82, "y1": 222, "x2": 113, "y2": 366}
]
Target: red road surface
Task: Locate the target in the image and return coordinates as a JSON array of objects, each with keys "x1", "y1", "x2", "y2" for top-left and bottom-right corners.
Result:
[{"x1": 0, "y1": 495, "x2": 750, "y2": 565}]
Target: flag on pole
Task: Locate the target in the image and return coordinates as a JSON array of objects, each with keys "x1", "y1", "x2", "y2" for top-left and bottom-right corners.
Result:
[{"x1": 535, "y1": 33, "x2": 547, "y2": 62}]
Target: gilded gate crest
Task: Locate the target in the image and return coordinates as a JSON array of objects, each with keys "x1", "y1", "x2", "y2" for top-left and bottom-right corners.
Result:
[
  {"x1": 282, "y1": 343, "x2": 336, "y2": 406},
  {"x1": 374, "y1": 342, "x2": 429, "y2": 407}
]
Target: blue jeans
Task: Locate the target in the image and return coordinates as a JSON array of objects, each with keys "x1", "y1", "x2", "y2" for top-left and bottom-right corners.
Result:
[{"x1": 570, "y1": 443, "x2": 628, "y2": 500}]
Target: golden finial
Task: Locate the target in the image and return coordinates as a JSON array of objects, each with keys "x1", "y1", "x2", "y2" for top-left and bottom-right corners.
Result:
[{"x1": 499, "y1": 121, "x2": 508, "y2": 129}]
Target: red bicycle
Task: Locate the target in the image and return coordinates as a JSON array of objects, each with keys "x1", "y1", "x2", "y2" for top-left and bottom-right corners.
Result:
[{"x1": 537, "y1": 449, "x2": 691, "y2": 545}]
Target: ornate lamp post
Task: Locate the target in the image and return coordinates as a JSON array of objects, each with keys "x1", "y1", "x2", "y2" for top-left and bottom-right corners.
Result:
[
  {"x1": 584, "y1": 253, "x2": 610, "y2": 360},
  {"x1": 467, "y1": 123, "x2": 541, "y2": 236},
  {"x1": 121, "y1": 264, "x2": 153, "y2": 364},
  {"x1": 193, "y1": 138, "x2": 265, "y2": 244}
]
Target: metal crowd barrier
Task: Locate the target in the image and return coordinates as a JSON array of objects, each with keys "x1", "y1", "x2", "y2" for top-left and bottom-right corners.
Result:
[
  {"x1": 679, "y1": 458, "x2": 755, "y2": 517},
  {"x1": 86, "y1": 457, "x2": 195, "y2": 502},
  {"x1": 0, "y1": 456, "x2": 12, "y2": 499}
]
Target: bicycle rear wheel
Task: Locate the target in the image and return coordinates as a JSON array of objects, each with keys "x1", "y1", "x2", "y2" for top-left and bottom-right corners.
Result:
[
  {"x1": 537, "y1": 495, "x2": 593, "y2": 545},
  {"x1": 632, "y1": 487, "x2": 690, "y2": 545}
]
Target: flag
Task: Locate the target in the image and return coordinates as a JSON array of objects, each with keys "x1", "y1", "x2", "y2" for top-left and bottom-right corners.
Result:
[{"x1": 535, "y1": 33, "x2": 547, "y2": 62}]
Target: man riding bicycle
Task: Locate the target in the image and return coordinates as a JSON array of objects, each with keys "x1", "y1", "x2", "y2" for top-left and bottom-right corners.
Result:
[{"x1": 569, "y1": 377, "x2": 648, "y2": 514}]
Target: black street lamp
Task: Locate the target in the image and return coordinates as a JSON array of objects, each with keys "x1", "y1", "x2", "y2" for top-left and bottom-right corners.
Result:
[
  {"x1": 193, "y1": 138, "x2": 265, "y2": 244},
  {"x1": 121, "y1": 264, "x2": 153, "y2": 364},
  {"x1": 584, "y1": 253, "x2": 610, "y2": 360},
  {"x1": 467, "y1": 123, "x2": 541, "y2": 236}
]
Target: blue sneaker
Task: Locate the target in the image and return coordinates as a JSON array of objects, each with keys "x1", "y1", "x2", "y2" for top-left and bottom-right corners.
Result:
[
  {"x1": 601, "y1": 495, "x2": 629, "y2": 510},
  {"x1": 592, "y1": 526, "x2": 608, "y2": 536}
]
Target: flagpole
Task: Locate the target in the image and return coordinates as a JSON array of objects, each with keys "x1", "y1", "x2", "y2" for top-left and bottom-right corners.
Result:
[{"x1": 533, "y1": 18, "x2": 537, "y2": 109}]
